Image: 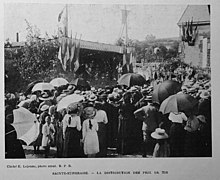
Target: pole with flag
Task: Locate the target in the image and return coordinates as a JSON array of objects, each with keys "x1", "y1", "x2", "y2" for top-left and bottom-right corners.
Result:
[{"x1": 57, "y1": 4, "x2": 69, "y2": 71}]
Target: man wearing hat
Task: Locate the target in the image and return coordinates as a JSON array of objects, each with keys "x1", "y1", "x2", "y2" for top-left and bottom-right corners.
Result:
[{"x1": 134, "y1": 97, "x2": 160, "y2": 157}]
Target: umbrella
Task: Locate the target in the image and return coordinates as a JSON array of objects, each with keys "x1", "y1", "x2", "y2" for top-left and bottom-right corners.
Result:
[
  {"x1": 70, "y1": 78, "x2": 91, "y2": 90},
  {"x1": 159, "y1": 93, "x2": 198, "y2": 114},
  {"x1": 117, "y1": 73, "x2": 147, "y2": 87},
  {"x1": 50, "y1": 78, "x2": 68, "y2": 87},
  {"x1": 152, "y1": 80, "x2": 182, "y2": 104},
  {"x1": 12, "y1": 107, "x2": 37, "y2": 139},
  {"x1": 24, "y1": 80, "x2": 42, "y2": 95},
  {"x1": 19, "y1": 121, "x2": 39, "y2": 145},
  {"x1": 57, "y1": 94, "x2": 84, "y2": 111},
  {"x1": 32, "y1": 82, "x2": 54, "y2": 92}
]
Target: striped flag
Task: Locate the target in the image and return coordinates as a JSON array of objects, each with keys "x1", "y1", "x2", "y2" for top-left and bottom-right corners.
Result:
[
  {"x1": 69, "y1": 38, "x2": 76, "y2": 72},
  {"x1": 58, "y1": 37, "x2": 69, "y2": 71}
]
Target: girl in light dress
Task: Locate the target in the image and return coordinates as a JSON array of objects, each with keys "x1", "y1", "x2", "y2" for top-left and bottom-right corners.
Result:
[
  {"x1": 41, "y1": 115, "x2": 55, "y2": 158},
  {"x1": 82, "y1": 107, "x2": 99, "y2": 158}
]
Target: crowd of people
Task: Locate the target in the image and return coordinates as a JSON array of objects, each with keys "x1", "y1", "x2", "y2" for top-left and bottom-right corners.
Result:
[{"x1": 5, "y1": 65, "x2": 211, "y2": 158}]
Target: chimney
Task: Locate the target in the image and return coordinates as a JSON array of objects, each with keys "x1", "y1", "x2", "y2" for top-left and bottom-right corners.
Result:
[{"x1": 16, "y1": 32, "x2": 19, "y2": 42}]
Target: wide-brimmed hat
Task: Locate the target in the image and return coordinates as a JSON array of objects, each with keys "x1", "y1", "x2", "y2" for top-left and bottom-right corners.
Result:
[
  {"x1": 74, "y1": 90, "x2": 81, "y2": 94},
  {"x1": 30, "y1": 95, "x2": 37, "y2": 101},
  {"x1": 151, "y1": 128, "x2": 168, "y2": 140},
  {"x1": 84, "y1": 107, "x2": 96, "y2": 118},
  {"x1": 88, "y1": 93, "x2": 97, "y2": 102},
  {"x1": 62, "y1": 85, "x2": 76, "y2": 94},
  {"x1": 39, "y1": 92, "x2": 53, "y2": 101},
  {"x1": 40, "y1": 104, "x2": 49, "y2": 111},
  {"x1": 197, "y1": 115, "x2": 206, "y2": 123},
  {"x1": 200, "y1": 90, "x2": 210, "y2": 99}
]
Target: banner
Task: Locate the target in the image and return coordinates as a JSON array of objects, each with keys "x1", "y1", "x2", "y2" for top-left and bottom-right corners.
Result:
[{"x1": 58, "y1": 6, "x2": 68, "y2": 37}]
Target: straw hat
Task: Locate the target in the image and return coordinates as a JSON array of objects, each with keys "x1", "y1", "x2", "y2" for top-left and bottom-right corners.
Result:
[
  {"x1": 151, "y1": 128, "x2": 168, "y2": 140},
  {"x1": 88, "y1": 93, "x2": 98, "y2": 102},
  {"x1": 30, "y1": 95, "x2": 37, "y2": 101},
  {"x1": 40, "y1": 104, "x2": 49, "y2": 111},
  {"x1": 39, "y1": 92, "x2": 53, "y2": 101},
  {"x1": 200, "y1": 90, "x2": 210, "y2": 99},
  {"x1": 197, "y1": 115, "x2": 206, "y2": 123},
  {"x1": 62, "y1": 85, "x2": 76, "y2": 94}
]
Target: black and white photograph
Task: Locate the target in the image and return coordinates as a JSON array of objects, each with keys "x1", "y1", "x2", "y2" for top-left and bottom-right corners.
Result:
[{"x1": 3, "y1": 1, "x2": 220, "y2": 180}]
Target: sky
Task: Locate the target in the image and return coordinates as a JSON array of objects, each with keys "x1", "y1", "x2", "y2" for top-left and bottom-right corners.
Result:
[{"x1": 4, "y1": 3, "x2": 187, "y2": 44}]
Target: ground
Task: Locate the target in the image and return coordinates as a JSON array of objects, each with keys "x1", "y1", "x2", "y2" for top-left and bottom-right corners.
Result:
[{"x1": 23, "y1": 145, "x2": 148, "y2": 159}]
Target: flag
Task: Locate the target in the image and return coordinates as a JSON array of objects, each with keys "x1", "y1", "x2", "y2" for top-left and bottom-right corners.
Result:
[
  {"x1": 74, "y1": 38, "x2": 81, "y2": 72},
  {"x1": 181, "y1": 23, "x2": 186, "y2": 41},
  {"x1": 122, "y1": 47, "x2": 128, "y2": 65},
  {"x1": 69, "y1": 38, "x2": 76, "y2": 71},
  {"x1": 189, "y1": 18, "x2": 193, "y2": 36},
  {"x1": 58, "y1": 8, "x2": 64, "y2": 22},
  {"x1": 58, "y1": 6, "x2": 68, "y2": 37},
  {"x1": 63, "y1": 39, "x2": 70, "y2": 71},
  {"x1": 188, "y1": 23, "x2": 198, "y2": 46},
  {"x1": 58, "y1": 37, "x2": 69, "y2": 71}
]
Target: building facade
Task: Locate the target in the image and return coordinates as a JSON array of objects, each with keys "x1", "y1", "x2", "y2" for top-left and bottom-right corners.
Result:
[{"x1": 178, "y1": 5, "x2": 210, "y2": 68}]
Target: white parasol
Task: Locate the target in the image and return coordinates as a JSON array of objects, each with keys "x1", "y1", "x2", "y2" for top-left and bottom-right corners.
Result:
[
  {"x1": 57, "y1": 94, "x2": 84, "y2": 111},
  {"x1": 50, "y1": 78, "x2": 69, "y2": 87},
  {"x1": 32, "y1": 82, "x2": 54, "y2": 92},
  {"x1": 12, "y1": 107, "x2": 38, "y2": 143}
]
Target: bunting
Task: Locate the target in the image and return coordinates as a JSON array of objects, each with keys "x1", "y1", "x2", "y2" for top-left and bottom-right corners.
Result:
[{"x1": 181, "y1": 19, "x2": 198, "y2": 46}]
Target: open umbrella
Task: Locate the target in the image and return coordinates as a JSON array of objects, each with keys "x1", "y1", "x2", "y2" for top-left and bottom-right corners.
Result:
[
  {"x1": 50, "y1": 78, "x2": 68, "y2": 87},
  {"x1": 70, "y1": 78, "x2": 91, "y2": 90},
  {"x1": 117, "y1": 73, "x2": 147, "y2": 87},
  {"x1": 32, "y1": 82, "x2": 54, "y2": 92},
  {"x1": 12, "y1": 107, "x2": 37, "y2": 139},
  {"x1": 152, "y1": 80, "x2": 182, "y2": 104},
  {"x1": 159, "y1": 93, "x2": 198, "y2": 114},
  {"x1": 57, "y1": 94, "x2": 84, "y2": 111}
]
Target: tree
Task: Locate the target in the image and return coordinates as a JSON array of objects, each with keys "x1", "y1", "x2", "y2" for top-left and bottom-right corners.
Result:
[
  {"x1": 16, "y1": 21, "x2": 60, "y2": 85},
  {"x1": 145, "y1": 34, "x2": 156, "y2": 42}
]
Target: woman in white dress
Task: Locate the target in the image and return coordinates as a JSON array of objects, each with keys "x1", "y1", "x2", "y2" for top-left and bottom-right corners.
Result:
[{"x1": 82, "y1": 107, "x2": 99, "y2": 158}]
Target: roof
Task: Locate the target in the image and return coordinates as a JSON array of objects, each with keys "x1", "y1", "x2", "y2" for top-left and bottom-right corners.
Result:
[
  {"x1": 5, "y1": 39, "x2": 124, "y2": 54},
  {"x1": 74, "y1": 39, "x2": 123, "y2": 54},
  {"x1": 177, "y1": 5, "x2": 210, "y2": 26}
]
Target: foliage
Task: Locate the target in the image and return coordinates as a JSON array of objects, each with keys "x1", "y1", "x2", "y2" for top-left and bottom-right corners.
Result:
[
  {"x1": 115, "y1": 35, "x2": 180, "y2": 63},
  {"x1": 15, "y1": 21, "x2": 60, "y2": 85}
]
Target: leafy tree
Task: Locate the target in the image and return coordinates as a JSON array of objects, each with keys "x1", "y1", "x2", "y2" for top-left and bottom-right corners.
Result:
[{"x1": 16, "y1": 21, "x2": 60, "y2": 85}]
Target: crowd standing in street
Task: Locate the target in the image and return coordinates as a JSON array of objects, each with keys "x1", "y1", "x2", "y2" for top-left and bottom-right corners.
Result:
[{"x1": 5, "y1": 65, "x2": 211, "y2": 158}]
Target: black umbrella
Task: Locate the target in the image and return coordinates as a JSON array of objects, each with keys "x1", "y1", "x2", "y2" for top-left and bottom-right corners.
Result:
[
  {"x1": 152, "y1": 80, "x2": 182, "y2": 104},
  {"x1": 159, "y1": 93, "x2": 198, "y2": 114},
  {"x1": 117, "y1": 73, "x2": 147, "y2": 87}
]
